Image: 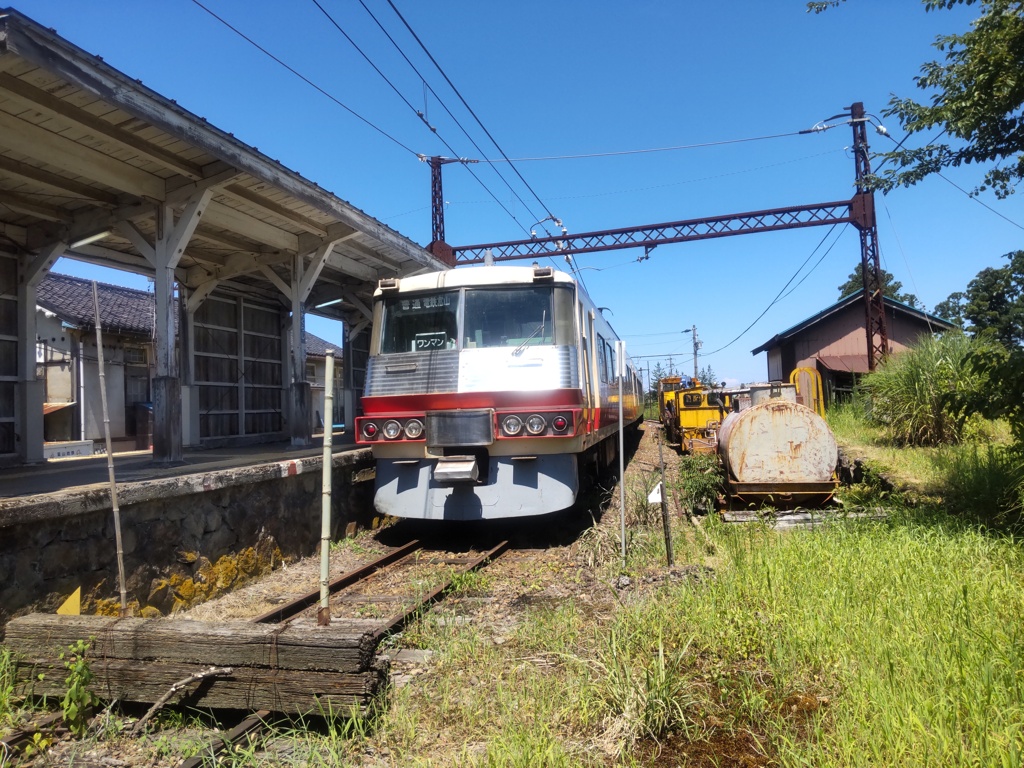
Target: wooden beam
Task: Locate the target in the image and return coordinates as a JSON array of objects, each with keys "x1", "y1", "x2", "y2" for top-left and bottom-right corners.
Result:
[
  {"x1": 0, "y1": 110, "x2": 164, "y2": 199},
  {"x1": 325, "y1": 251, "x2": 379, "y2": 283},
  {"x1": 114, "y1": 220, "x2": 156, "y2": 265},
  {"x1": 165, "y1": 189, "x2": 213, "y2": 269},
  {"x1": 298, "y1": 237, "x2": 344, "y2": 301},
  {"x1": 201, "y1": 202, "x2": 298, "y2": 252},
  {"x1": 224, "y1": 184, "x2": 333, "y2": 237},
  {"x1": 0, "y1": 72, "x2": 204, "y2": 179},
  {"x1": 184, "y1": 251, "x2": 290, "y2": 285},
  {"x1": 63, "y1": 244, "x2": 153, "y2": 274},
  {"x1": 0, "y1": 154, "x2": 121, "y2": 206},
  {"x1": 259, "y1": 263, "x2": 292, "y2": 300},
  {"x1": 22, "y1": 240, "x2": 65, "y2": 285},
  {"x1": 165, "y1": 160, "x2": 245, "y2": 205},
  {"x1": 0, "y1": 191, "x2": 72, "y2": 223},
  {"x1": 186, "y1": 279, "x2": 219, "y2": 314},
  {"x1": 343, "y1": 291, "x2": 374, "y2": 322}
]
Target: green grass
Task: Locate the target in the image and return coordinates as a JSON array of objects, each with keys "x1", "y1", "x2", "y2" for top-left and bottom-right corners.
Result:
[
  {"x1": 4, "y1": 419, "x2": 1023, "y2": 767},
  {"x1": 688, "y1": 512, "x2": 1024, "y2": 765},
  {"x1": 0, "y1": 646, "x2": 15, "y2": 726}
]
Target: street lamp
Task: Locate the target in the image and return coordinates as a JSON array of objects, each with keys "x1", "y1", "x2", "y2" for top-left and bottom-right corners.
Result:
[{"x1": 681, "y1": 325, "x2": 701, "y2": 381}]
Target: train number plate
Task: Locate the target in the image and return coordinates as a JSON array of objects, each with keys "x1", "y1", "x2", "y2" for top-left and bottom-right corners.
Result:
[{"x1": 425, "y1": 410, "x2": 494, "y2": 448}]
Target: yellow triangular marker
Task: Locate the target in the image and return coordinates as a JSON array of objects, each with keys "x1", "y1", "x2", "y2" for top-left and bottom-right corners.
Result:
[{"x1": 57, "y1": 587, "x2": 81, "y2": 615}]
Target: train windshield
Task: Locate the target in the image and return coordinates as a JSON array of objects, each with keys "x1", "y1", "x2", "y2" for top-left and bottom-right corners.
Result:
[
  {"x1": 378, "y1": 291, "x2": 458, "y2": 354},
  {"x1": 464, "y1": 287, "x2": 555, "y2": 349},
  {"x1": 377, "y1": 285, "x2": 574, "y2": 354}
]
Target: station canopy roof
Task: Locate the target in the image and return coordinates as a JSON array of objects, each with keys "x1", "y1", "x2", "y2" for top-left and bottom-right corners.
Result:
[{"x1": 0, "y1": 7, "x2": 447, "y2": 322}]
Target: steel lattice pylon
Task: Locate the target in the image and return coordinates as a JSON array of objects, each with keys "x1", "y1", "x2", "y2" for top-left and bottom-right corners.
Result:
[{"x1": 427, "y1": 102, "x2": 888, "y2": 370}]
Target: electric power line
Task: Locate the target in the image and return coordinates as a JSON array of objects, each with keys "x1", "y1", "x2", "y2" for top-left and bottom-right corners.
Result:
[{"x1": 188, "y1": 0, "x2": 417, "y2": 156}]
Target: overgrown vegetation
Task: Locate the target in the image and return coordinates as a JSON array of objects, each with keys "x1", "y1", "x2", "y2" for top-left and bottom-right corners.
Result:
[
  {"x1": 859, "y1": 330, "x2": 992, "y2": 446},
  {"x1": 4, "y1": 412, "x2": 1024, "y2": 765},
  {"x1": 59, "y1": 639, "x2": 98, "y2": 739}
]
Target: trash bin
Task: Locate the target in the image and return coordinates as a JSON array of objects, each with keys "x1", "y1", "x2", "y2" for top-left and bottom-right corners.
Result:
[{"x1": 135, "y1": 402, "x2": 153, "y2": 450}]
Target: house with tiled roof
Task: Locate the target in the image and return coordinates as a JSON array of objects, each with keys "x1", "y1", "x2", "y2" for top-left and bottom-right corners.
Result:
[
  {"x1": 36, "y1": 273, "x2": 342, "y2": 454},
  {"x1": 751, "y1": 289, "x2": 956, "y2": 404}
]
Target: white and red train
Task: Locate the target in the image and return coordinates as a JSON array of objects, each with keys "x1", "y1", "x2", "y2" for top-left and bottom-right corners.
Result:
[{"x1": 355, "y1": 264, "x2": 643, "y2": 520}]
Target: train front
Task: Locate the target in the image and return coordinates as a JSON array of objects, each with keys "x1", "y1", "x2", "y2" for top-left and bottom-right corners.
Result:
[{"x1": 356, "y1": 265, "x2": 585, "y2": 520}]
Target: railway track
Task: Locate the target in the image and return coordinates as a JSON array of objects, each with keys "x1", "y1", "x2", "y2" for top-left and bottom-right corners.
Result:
[
  {"x1": 0, "y1": 539, "x2": 509, "y2": 766},
  {"x1": 176, "y1": 538, "x2": 509, "y2": 767}
]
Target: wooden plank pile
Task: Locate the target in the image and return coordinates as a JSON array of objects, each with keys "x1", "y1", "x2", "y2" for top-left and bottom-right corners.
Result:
[{"x1": 5, "y1": 614, "x2": 389, "y2": 715}]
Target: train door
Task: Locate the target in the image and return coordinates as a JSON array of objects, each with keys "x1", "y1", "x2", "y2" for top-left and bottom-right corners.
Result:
[{"x1": 578, "y1": 300, "x2": 592, "y2": 414}]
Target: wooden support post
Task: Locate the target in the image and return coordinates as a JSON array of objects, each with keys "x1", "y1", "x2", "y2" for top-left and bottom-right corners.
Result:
[
  {"x1": 17, "y1": 241, "x2": 64, "y2": 463},
  {"x1": 151, "y1": 192, "x2": 211, "y2": 464}
]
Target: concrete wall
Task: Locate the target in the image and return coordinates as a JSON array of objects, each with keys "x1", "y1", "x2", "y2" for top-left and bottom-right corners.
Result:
[{"x1": 0, "y1": 449, "x2": 375, "y2": 628}]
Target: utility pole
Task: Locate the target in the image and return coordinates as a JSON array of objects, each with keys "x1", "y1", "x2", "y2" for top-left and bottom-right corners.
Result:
[{"x1": 683, "y1": 325, "x2": 701, "y2": 381}]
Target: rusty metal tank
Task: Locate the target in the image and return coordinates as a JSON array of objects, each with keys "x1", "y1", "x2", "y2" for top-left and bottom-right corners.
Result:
[{"x1": 718, "y1": 399, "x2": 838, "y2": 506}]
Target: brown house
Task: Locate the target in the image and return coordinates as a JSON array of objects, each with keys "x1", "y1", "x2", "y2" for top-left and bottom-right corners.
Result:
[{"x1": 752, "y1": 289, "x2": 957, "y2": 403}]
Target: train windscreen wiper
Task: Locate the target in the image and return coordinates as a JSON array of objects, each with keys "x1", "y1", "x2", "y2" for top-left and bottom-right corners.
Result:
[{"x1": 512, "y1": 310, "x2": 546, "y2": 356}]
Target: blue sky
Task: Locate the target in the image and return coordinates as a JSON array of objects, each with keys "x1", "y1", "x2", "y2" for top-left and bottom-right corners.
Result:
[{"x1": 28, "y1": 0, "x2": 1021, "y2": 385}]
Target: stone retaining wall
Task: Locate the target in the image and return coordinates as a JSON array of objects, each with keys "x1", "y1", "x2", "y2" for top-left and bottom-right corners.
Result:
[{"x1": 0, "y1": 449, "x2": 376, "y2": 629}]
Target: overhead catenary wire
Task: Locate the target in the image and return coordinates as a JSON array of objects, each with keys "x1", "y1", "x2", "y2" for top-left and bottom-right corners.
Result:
[
  {"x1": 311, "y1": 0, "x2": 541, "y2": 241},
  {"x1": 632, "y1": 223, "x2": 844, "y2": 364},
  {"x1": 477, "y1": 130, "x2": 810, "y2": 163},
  {"x1": 383, "y1": 0, "x2": 561, "y2": 227},
  {"x1": 188, "y1": 0, "x2": 418, "y2": 156},
  {"x1": 350, "y1": 0, "x2": 552, "y2": 238}
]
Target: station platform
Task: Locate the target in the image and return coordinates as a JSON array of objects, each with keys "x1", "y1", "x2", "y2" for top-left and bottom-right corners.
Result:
[{"x1": 0, "y1": 433, "x2": 360, "y2": 502}]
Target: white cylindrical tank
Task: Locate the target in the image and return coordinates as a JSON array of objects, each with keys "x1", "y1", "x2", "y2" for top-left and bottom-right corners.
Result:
[
  {"x1": 748, "y1": 382, "x2": 797, "y2": 406},
  {"x1": 718, "y1": 399, "x2": 837, "y2": 484}
]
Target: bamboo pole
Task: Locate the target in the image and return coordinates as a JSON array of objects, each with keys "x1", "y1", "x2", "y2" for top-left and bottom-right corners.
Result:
[
  {"x1": 318, "y1": 350, "x2": 335, "y2": 626},
  {"x1": 658, "y1": 426, "x2": 674, "y2": 566},
  {"x1": 92, "y1": 282, "x2": 127, "y2": 615}
]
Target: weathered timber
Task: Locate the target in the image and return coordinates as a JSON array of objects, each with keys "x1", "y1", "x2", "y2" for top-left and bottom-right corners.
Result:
[
  {"x1": 5, "y1": 615, "x2": 381, "y2": 672},
  {"x1": 14, "y1": 658, "x2": 387, "y2": 715}
]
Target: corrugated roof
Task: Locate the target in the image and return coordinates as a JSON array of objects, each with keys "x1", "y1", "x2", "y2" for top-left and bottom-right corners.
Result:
[
  {"x1": 751, "y1": 289, "x2": 957, "y2": 355},
  {"x1": 37, "y1": 272, "x2": 342, "y2": 353},
  {"x1": 817, "y1": 355, "x2": 871, "y2": 373}
]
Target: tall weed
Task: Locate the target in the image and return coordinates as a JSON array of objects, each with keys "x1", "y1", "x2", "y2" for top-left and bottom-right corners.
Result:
[
  {"x1": 934, "y1": 444, "x2": 1024, "y2": 530},
  {"x1": 0, "y1": 646, "x2": 15, "y2": 725},
  {"x1": 861, "y1": 331, "x2": 990, "y2": 446}
]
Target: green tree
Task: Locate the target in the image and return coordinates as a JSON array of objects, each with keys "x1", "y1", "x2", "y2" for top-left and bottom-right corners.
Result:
[
  {"x1": 810, "y1": 0, "x2": 1024, "y2": 198},
  {"x1": 934, "y1": 291, "x2": 967, "y2": 326},
  {"x1": 941, "y1": 252, "x2": 1024, "y2": 444},
  {"x1": 698, "y1": 364, "x2": 720, "y2": 387},
  {"x1": 649, "y1": 361, "x2": 668, "y2": 397},
  {"x1": 838, "y1": 262, "x2": 920, "y2": 307},
  {"x1": 960, "y1": 251, "x2": 1024, "y2": 347}
]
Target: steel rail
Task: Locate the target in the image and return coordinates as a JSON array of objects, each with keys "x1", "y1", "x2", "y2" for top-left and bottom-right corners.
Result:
[
  {"x1": 172, "y1": 538, "x2": 504, "y2": 764},
  {"x1": 251, "y1": 540, "x2": 422, "y2": 624},
  {"x1": 178, "y1": 710, "x2": 271, "y2": 768},
  {"x1": 0, "y1": 712, "x2": 64, "y2": 757},
  {"x1": 371, "y1": 539, "x2": 510, "y2": 642}
]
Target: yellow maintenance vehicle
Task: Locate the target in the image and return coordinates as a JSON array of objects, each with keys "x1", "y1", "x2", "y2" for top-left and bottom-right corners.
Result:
[{"x1": 657, "y1": 376, "x2": 733, "y2": 453}]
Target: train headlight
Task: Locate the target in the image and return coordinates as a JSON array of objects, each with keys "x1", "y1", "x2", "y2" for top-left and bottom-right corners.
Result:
[
  {"x1": 404, "y1": 419, "x2": 424, "y2": 439},
  {"x1": 525, "y1": 414, "x2": 547, "y2": 435},
  {"x1": 551, "y1": 415, "x2": 569, "y2": 432},
  {"x1": 383, "y1": 420, "x2": 403, "y2": 439},
  {"x1": 502, "y1": 415, "x2": 523, "y2": 436},
  {"x1": 362, "y1": 422, "x2": 379, "y2": 439}
]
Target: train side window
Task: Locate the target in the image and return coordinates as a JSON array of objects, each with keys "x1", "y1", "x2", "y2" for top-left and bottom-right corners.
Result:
[{"x1": 683, "y1": 393, "x2": 702, "y2": 408}]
